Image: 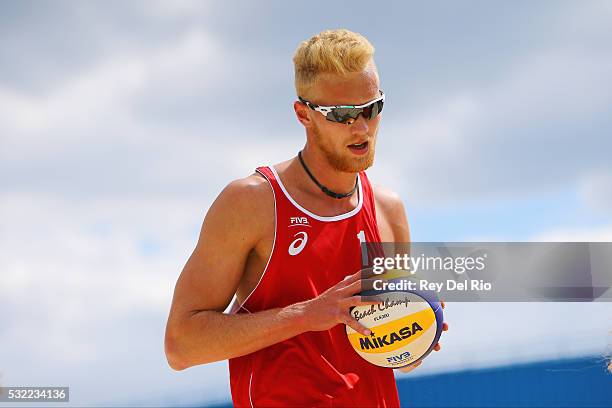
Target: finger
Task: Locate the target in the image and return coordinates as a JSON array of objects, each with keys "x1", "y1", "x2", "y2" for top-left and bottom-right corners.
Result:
[
  {"x1": 341, "y1": 316, "x2": 371, "y2": 336},
  {"x1": 441, "y1": 301, "x2": 445, "y2": 309},
  {"x1": 434, "y1": 342, "x2": 441, "y2": 351},
  {"x1": 340, "y1": 278, "x2": 377, "y2": 295},
  {"x1": 340, "y1": 270, "x2": 364, "y2": 286},
  {"x1": 340, "y1": 280, "x2": 361, "y2": 296},
  {"x1": 341, "y1": 295, "x2": 382, "y2": 308},
  {"x1": 397, "y1": 360, "x2": 422, "y2": 373},
  {"x1": 442, "y1": 322, "x2": 449, "y2": 331},
  {"x1": 342, "y1": 268, "x2": 377, "y2": 286},
  {"x1": 360, "y1": 267, "x2": 378, "y2": 279}
]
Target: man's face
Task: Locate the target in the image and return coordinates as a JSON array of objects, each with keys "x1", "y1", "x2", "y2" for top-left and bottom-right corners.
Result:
[{"x1": 306, "y1": 63, "x2": 381, "y2": 173}]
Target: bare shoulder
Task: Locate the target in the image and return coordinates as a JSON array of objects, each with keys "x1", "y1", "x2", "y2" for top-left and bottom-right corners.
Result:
[
  {"x1": 194, "y1": 170, "x2": 275, "y2": 273},
  {"x1": 211, "y1": 172, "x2": 274, "y2": 227},
  {"x1": 372, "y1": 184, "x2": 405, "y2": 215},
  {"x1": 227, "y1": 171, "x2": 270, "y2": 192},
  {"x1": 372, "y1": 184, "x2": 410, "y2": 242},
  {"x1": 221, "y1": 171, "x2": 272, "y2": 203}
]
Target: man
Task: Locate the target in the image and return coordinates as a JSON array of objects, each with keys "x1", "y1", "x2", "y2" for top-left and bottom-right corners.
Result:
[{"x1": 165, "y1": 29, "x2": 447, "y2": 407}]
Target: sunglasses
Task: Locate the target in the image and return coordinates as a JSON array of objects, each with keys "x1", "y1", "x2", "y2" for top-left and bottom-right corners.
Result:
[{"x1": 298, "y1": 90, "x2": 385, "y2": 125}]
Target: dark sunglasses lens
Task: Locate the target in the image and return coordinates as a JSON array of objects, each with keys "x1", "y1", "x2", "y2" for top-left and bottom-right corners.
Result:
[
  {"x1": 367, "y1": 100, "x2": 384, "y2": 119},
  {"x1": 327, "y1": 99, "x2": 384, "y2": 123},
  {"x1": 329, "y1": 108, "x2": 359, "y2": 123}
]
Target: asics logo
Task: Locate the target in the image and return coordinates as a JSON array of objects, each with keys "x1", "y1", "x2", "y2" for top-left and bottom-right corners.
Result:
[{"x1": 288, "y1": 231, "x2": 308, "y2": 256}]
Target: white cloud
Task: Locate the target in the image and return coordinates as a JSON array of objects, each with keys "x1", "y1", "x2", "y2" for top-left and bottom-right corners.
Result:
[
  {"x1": 381, "y1": 10, "x2": 612, "y2": 207},
  {"x1": 0, "y1": 193, "x2": 196, "y2": 363},
  {"x1": 0, "y1": 28, "x2": 220, "y2": 155},
  {"x1": 488, "y1": 48, "x2": 612, "y2": 125},
  {"x1": 531, "y1": 224, "x2": 612, "y2": 242},
  {"x1": 465, "y1": 224, "x2": 612, "y2": 243},
  {"x1": 580, "y1": 170, "x2": 612, "y2": 213},
  {"x1": 144, "y1": 0, "x2": 211, "y2": 19}
]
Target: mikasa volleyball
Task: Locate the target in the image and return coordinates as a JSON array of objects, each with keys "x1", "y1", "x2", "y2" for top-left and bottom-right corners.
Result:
[{"x1": 346, "y1": 269, "x2": 444, "y2": 368}]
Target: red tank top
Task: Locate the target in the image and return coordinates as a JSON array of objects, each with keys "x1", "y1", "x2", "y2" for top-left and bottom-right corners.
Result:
[{"x1": 228, "y1": 165, "x2": 400, "y2": 407}]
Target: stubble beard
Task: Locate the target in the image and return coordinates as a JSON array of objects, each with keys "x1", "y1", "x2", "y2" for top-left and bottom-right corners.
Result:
[{"x1": 311, "y1": 123, "x2": 376, "y2": 173}]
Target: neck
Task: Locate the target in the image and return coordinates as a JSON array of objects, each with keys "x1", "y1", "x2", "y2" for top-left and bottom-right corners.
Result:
[{"x1": 297, "y1": 144, "x2": 359, "y2": 200}]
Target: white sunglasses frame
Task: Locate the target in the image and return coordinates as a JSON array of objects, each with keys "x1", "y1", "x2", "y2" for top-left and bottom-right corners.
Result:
[{"x1": 298, "y1": 90, "x2": 385, "y2": 123}]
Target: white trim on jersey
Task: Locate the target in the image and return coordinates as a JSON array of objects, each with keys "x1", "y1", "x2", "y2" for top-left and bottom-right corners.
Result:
[
  {"x1": 269, "y1": 165, "x2": 363, "y2": 222},
  {"x1": 248, "y1": 371, "x2": 255, "y2": 408},
  {"x1": 228, "y1": 168, "x2": 278, "y2": 314}
]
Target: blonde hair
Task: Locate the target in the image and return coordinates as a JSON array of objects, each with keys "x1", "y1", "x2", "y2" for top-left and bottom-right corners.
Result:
[{"x1": 293, "y1": 29, "x2": 375, "y2": 98}]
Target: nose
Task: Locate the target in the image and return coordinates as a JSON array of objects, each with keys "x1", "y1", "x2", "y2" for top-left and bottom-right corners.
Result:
[{"x1": 349, "y1": 113, "x2": 369, "y2": 136}]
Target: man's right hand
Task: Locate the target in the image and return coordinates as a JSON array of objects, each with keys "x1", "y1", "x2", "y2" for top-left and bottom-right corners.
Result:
[{"x1": 293, "y1": 269, "x2": 378, "y2": 336}]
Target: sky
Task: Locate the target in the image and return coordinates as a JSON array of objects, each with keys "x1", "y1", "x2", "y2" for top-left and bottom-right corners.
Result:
[{"x1": 1, "y1": 0, "x2": 611, "y2": 406}]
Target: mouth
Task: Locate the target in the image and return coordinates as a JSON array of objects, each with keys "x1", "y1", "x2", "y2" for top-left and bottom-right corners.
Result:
[{"x1": 347, "y1": 141, "x2": 369, "y2": 155}]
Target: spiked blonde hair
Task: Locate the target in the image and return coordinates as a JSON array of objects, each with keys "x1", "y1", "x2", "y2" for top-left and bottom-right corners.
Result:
[{"x1": 293, "y1": 29, "x2": 375, "y2": 99}]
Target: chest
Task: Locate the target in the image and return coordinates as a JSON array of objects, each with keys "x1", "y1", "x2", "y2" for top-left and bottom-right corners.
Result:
[{"x1": 237, "y1": 201, "x2": 394, "y2": 304}]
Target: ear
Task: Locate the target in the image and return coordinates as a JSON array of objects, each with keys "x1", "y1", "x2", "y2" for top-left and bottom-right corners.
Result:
[{"x1": 294, "y1": 101, "x2": 313, "y2": 128}]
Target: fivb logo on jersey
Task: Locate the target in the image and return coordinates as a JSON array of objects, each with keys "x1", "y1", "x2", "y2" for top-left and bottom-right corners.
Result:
[{"x1": 288, "y1": 216, "x2": 310, "y2": 256}]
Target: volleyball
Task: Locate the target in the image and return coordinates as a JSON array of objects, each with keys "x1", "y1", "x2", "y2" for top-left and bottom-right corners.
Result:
[{"x1": 346, "y1": 269, "x2": 444, "y2": 368}]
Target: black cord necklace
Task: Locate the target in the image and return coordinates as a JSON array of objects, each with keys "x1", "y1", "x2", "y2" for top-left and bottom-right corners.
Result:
[{"x1": 297, "y1": 151, "x2": 358, "y2": 199}]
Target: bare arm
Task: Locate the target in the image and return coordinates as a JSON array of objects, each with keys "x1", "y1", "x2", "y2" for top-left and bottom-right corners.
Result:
[
  {"x1": 164, "y1": 175, "x2": 373, "y2": 371},
  {"x1": 373, "y1": 184, "x2": 410, "y2": 242}
]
